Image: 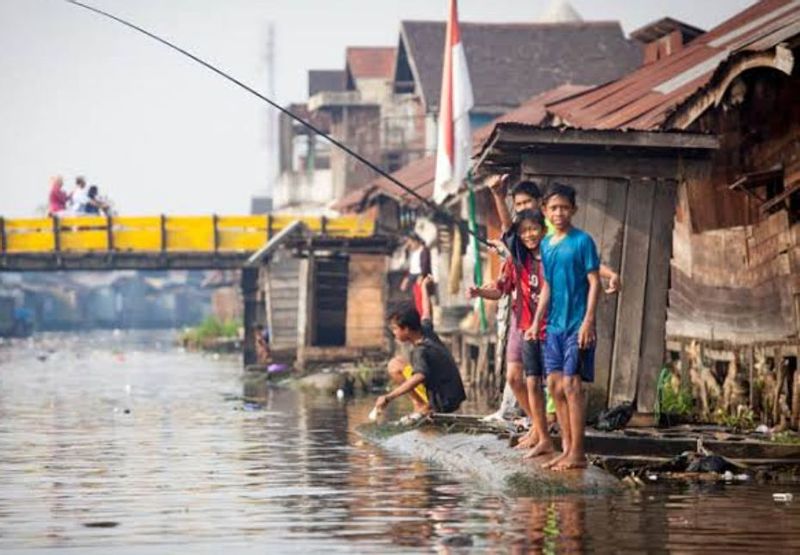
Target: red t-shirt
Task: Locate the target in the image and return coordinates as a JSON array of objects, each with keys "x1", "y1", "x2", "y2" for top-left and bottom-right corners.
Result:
[
  {"x1": 49, "y1": 188, "x2": 68, "y2": 214},
  {"x1": 495, "y1": 253, "x2": 546, "y2": 339}
]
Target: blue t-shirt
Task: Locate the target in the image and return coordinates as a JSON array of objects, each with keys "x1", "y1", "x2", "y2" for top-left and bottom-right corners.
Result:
[{"x1": 541, "y1": 227, "x2": 600, "y2": 335}]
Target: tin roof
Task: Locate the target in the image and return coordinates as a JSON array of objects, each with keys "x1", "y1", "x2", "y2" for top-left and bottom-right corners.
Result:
[{"x1": 547, "y1": 0, "x2": 800, "y2": 130}]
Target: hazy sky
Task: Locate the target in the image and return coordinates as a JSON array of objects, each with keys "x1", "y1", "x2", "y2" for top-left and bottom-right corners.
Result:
[{"x1": 0, "y1": 0, "x2": 755, "y2": 217}]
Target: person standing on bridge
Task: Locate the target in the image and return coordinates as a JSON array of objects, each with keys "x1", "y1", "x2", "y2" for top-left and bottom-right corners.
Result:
[
  {"x1": 83, "y1": 185, "x2": 110, "y2": 215},
  {"x1": 47, "y1": 175, "x2": 69, "y2": 216},
  {"x1": 68, "y1": 176, "x2": 89, "y2": 214}
]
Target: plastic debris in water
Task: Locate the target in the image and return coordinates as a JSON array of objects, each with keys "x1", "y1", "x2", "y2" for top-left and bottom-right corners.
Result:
[
  {"x1": 336, "y1": 389, "x2": 345, "y2": 400},
  {"x1": 368, "y1": 406, "x2": 382, "y2": 422},
  {"x1": 773, "y1": 493, "x2": 793, "y2": 502}
]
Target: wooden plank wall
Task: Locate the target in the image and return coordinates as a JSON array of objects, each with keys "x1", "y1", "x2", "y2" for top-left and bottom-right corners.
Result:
[
  {"x1": 636, "y1": 180, "x2": 677, "y2": 412},
  {"x1": 610, "y1": 179, "x2": 655, "y2": 406},
  {"x1": 667, "y1": 206, "x2": 797, "y2": 344},
  {"x1": 346, "y1": 254, "x2": 388, "y2": 349},
  {"x1": 266, "y1": 249, "x2": 301, "y2": 350}
]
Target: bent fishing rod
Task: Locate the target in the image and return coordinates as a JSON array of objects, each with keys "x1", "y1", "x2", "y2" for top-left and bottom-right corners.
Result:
[{"x1": 64, "y1": 0, "x2": 496, "y2": 250}]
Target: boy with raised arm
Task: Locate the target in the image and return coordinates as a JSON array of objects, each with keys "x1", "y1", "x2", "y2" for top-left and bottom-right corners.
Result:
[
  {"x1": 375, "y1": 275, "x2": 466, "y2": 423},
  {"x1": 532, "y1": 183, "x2": 601, "y2": 471}
]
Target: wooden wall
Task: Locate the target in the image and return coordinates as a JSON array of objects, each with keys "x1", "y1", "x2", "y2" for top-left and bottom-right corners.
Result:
[
  {"x1": 346, "y1": 254, "x2": 388, "y2": 349},
  {"x1": 264, "y1": 247, "x2": 301, "y2": 350},
  {"x1": 523, "y1": 152, "x2": 683, "y2": 413},
  {"x1": 687, "y1": 68, "x2": 800, "y2": 232},
  {"x1": 668, "y1": 205, "x2": 799, "y2": 344}
]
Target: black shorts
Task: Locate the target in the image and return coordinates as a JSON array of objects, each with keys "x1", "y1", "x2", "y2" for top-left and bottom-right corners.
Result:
[{"x1": 522, "y1": 339, "x2": 545, "y2": 378}]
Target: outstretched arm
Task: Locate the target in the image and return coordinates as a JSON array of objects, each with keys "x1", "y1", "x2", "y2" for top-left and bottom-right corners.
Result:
[
  {"x1": 375, "y1": 373, "x2": 426, "y2": 409},
  {"x1": 467, "y1": 284, "x2": 503, "y2": 301},
  {"x1": 599, "y1": 264, "x2": 620, "y2": 294},
  {"x1": 487, "y1": 174, "x2": 513, "y2": 232}
]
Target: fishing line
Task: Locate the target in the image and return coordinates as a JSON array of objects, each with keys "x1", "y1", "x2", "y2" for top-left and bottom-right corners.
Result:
[{"x1": 64, "y1": 0, "x2": 495, "y2": 249}]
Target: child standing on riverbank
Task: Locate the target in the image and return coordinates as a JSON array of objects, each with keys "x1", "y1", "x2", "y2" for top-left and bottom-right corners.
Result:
[
  {"x1": 533, "y1": 183, "x2": 601, "y2": 471},
  {"x1": 469, "y1": 209, "x2": 554, "y2": 459},
  {"x1": 376, "y1": 275, "x2": 466, "y2": 423}
]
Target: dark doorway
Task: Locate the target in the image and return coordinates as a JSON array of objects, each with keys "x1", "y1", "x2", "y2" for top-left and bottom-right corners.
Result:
[{"x1": 313, "y1": 256, "x2": 348, "y2": 346}]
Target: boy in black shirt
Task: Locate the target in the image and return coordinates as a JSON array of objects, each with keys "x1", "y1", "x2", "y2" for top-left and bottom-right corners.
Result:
[{"x1": 375, "y1": 275, "x2": 466, "y2": 421}]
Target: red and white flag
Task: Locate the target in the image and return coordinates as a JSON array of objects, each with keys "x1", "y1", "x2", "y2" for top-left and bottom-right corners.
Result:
[{"x1": 433, "y1": 0, "x2": 474, "y2": 204}]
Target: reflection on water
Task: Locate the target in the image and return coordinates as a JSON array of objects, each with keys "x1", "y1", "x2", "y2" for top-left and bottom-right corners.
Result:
[{"x1": 1, "y1": 331, "x2": 799, "y2": 553}]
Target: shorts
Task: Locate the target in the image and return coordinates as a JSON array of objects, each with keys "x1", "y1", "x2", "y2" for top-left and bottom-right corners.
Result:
[
  {"x1": 522, "y1": 339, "x2": 545, "y2": 378},
  {"x1": 543, "y1": 330, "x2": 595, "y2": 382},
  {"x1": 402, "y1": 364, "x2": 429, "y2": 404},
  {"x1": 506, "y1": 312, "x2": 523, "y2": 364}
]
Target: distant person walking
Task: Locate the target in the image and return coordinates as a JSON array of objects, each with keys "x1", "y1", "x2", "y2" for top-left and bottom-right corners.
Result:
[{"x1": 47, "y1": 175, "x2": 69, "y2": 215}]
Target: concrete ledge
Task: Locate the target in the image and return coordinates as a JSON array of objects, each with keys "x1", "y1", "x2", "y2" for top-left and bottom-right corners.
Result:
[{"x1": 360, "y1": 425, "x2": 619, "y2": 496}]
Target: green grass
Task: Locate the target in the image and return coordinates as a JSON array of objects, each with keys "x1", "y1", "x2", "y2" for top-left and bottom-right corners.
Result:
[{"x1": 182, "y1": 316, "x2": 241, "y2": 346}]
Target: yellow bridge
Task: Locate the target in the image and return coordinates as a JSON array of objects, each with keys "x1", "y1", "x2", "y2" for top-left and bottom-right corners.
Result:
[{"x1": 0, "y1": 214, "x2": 383, "y2": 271}]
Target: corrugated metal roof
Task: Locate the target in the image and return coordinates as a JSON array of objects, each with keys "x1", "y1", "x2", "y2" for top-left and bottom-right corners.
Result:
[{"x1": 547, "y1": 0, "x2": 800, "y2": 130}]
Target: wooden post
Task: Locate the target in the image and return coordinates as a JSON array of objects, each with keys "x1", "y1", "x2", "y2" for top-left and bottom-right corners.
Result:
[
  {"x1": 159, "y1": 215, "x2": 167, "y2": 253},
  {"x1": 241, "y1": 267, "x2": 260, "y2": 366},
  {"x1": 52, "y1": 215, "x2": 61, "y2": 253},
  {"x1": 106, "y1": 214, "x2": 114, "y2": 252},
  {"x1": 0, "y1": 217, "x2": 6, "y2": 255},
  {"x1": 212, "y1": 214, "x2": 220, "y2": 253},
  {"x1": 637, "y1": 179, "x2": 677, "y2": 413},
  {"x1": 749, "y1": 346, "x2": 755, "y2": 409}
]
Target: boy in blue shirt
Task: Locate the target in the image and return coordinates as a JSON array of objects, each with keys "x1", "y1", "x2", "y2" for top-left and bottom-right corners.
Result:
[{"x1": 532, "y1": 183, "x2": 601, "y2": 471}]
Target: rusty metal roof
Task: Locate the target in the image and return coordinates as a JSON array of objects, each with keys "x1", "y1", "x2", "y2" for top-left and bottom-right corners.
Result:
[
  {"x1": 345, "y1": 47, "x2": 396, "y2": 79},
  {"x1": 547, "y1": 0, "x2": 800, "y2": 130}
]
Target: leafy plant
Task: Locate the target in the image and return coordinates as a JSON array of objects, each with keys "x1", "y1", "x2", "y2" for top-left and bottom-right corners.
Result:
[{"x1": 655, "y1": 367, "x2": 694, "y2": 422}]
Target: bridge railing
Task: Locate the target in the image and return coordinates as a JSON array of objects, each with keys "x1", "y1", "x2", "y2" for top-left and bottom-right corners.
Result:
[{"x1": 0, "y1": 214, "x2": 376, "y2": 254}]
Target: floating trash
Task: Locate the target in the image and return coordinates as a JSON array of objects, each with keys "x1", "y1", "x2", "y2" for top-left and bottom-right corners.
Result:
[
  {"x1": 83, "y1": 521, "x2": 119, "y2": 528},
  {"x1": 773, "y1": 493, "x2": 794, "y2": 502}
]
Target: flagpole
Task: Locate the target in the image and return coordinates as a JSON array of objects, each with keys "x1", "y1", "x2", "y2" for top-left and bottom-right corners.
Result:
[{"x1": 467, "y1": 171, "x2": 488, "y2": 333}]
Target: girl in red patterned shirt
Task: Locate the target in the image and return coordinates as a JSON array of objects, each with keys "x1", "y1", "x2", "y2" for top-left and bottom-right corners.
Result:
[{"x1": 468, "y1": 209, "x2": 554, "y2": 458}]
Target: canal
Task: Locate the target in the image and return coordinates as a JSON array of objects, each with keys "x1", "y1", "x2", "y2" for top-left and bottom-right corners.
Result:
[{"x1": 1, "y1": 331, "x2": 799, "y2": 553}]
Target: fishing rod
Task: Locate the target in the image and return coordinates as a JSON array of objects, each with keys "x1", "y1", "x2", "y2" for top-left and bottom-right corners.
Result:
[{"x1": 63, "y1": 0, "x2": 495, "y2": 249}]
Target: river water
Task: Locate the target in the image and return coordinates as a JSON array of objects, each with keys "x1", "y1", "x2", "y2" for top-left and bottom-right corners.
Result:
[{"x1": 1, "y1": 331, "x2": 799, "y2": 554}]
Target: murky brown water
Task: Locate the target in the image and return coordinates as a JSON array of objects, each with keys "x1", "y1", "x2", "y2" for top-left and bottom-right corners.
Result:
[{"x1": 1, "y1": 331, "x2": 799, "y2": 553}]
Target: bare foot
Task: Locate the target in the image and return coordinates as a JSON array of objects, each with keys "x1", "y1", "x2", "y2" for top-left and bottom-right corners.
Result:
[
  {"x1": 553, "y1": 455, "x2": 588, "y2": 471},
  {"x1": 514, "y1": 432, "x2": 538, "y2": 450},
  {"x1": 523, "y1": 440, "x2": 555, "y2": 459},
  {"x1": 542, "y1": 451, "x2": 568, "y2": 469}
]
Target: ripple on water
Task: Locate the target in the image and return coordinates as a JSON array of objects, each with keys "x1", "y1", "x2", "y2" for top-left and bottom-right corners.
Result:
[{"x1": 1, "y1": 331, "x2": 800, "y2": 553}]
